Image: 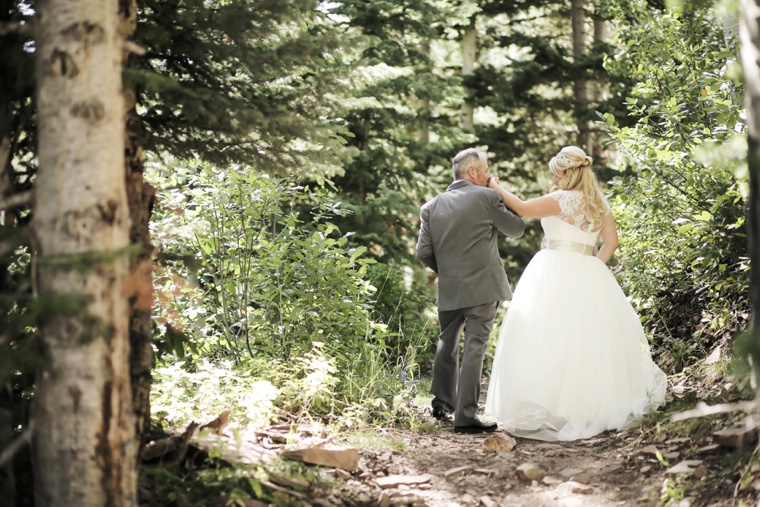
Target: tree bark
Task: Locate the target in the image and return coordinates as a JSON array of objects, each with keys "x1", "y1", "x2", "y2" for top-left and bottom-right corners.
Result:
[
  {"x1": 0, "y1": 0, "x2": 14, "y2": 229},
  {"x1": 119, "y1": 0, "x2": 155, "y2": 457},
  {"x1": 32, "y1": 0, "x2": 137, "y2": 505},
  {"x1": 416, "y1": 40, "x2": 431, "y2": 143},
  {"x1": 460, "y1": 6, "x2": 477, "y2": 131},
  {"x1": 588, "y1": 6, "x2": 605, "y2": 158},
  {"x1": 571, "y1": 0, "x2": 590, "y2": 151},
  {"x1": 0, "y1": 384, "x2": 14, "y2": 507},
  {"x1": 740, "y1": 0, "x2": 760, "y2": 431}
]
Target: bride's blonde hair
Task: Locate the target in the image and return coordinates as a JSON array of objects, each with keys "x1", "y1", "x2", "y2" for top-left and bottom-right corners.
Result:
[{"x1": 549, "y1": 146, "x2": 608, "y2": 226}]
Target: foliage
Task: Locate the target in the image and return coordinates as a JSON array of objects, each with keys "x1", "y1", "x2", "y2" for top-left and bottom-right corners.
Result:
[
  {"x1": 473, "y1": 0, "x2": 629, "y2": 176},
  {"x1": 141, "y1": 458, "x2": 321, "y2": 507},
  {"x1": 364, "y1": 262, "x2": 436, "y2": 363},
  {"x1": 328, "y1": 0, "x2": 478, "y2": 230},
  {"x1": 151, "y1": 162, "x2": 378, "y2": 359},
  {"x1": 135, "y1": 0, "x2": 357, "y2": 176},
  {"x1": 149, "y1": 162, "x2": 425, "y2": 426},
  {"x1": 602, "y1": 0, "x2": 749, "y2": 371},
  {"x1": 150, "y1": 336, "x2": 428, "y2": 431},
  {"x1": 152, "y1": 358, "x2": 281, "y2": 429},
  {"x1": 315, "y1": 0, "x2": 477, "y2": 327}
]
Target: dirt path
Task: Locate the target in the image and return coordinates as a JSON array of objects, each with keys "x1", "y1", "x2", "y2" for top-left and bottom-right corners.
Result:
[
  {"x1": 334, "y1": 424, "x2": 740, "y2": 507},
  {"x1": 154, "y1": 383, "x2": 754, "y2": 506}
]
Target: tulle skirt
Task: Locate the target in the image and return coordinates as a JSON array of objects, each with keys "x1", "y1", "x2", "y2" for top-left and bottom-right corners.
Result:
[{"x1": 485, "y1": 249, "x2": 667, "y2": 441}]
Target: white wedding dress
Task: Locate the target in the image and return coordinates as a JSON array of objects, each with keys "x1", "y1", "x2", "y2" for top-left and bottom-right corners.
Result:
[{"x1": 485, "y1": 190, "x2": 667, "y2": 441}]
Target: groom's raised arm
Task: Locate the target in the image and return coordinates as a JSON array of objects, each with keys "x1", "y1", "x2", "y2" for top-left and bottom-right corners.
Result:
[
  {"x1": 490, "y1": 192, "x2": 525, "y2": 238},
  {"x1": 416, "y1": 203, "x2": 438, "y2": 273}
]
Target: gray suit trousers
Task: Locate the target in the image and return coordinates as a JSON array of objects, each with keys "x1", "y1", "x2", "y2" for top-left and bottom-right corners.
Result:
[{"x1": 431, "y1": 301, "x2": 498, "y2": 426}]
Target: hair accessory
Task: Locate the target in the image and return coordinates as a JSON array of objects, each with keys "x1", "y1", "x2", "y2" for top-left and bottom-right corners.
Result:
[{"x1": 555, "y1": 153, "x2": 574, "y2": 166}]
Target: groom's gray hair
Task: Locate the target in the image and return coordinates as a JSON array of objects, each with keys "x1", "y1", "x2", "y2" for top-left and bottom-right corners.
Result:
[{"x1": 452, "y1": 148, "x2": 484, "y2": 180}]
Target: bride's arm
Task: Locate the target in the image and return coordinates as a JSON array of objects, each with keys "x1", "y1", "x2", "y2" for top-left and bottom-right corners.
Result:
[
  {"x1": 486, "y1": 177, "x2": 560, "y2": 218},
  {"x1": 597, "y1": 213, "x2": 619, "y2": 263}
]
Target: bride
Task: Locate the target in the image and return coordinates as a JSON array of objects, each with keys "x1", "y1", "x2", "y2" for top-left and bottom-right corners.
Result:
[{"x1": 484, "y1": 146, "x2": 667, "y2": 441}]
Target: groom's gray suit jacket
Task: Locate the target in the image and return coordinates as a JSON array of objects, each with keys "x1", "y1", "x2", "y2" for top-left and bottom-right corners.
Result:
[{"x1": 416, "y1": 179, "x2": 524, "y2": 311}]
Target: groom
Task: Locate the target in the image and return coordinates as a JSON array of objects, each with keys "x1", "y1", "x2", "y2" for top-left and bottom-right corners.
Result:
[{"x1": 416, "y1": 148, "x2": 524, "y2": 433}]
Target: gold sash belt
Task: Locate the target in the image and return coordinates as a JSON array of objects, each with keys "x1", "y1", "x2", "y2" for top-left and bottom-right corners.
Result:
[{"x1": 541, "y1": 238, "x2": 595, "y2": 256}]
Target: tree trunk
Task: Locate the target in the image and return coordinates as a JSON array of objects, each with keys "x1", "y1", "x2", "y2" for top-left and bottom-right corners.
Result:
[
  {"x1": 0, "y1": 0, "x2": 14, "y2": 228},
  {"x1": 460, "y1": 7, "x2": 477, "y2": 131},
  {"x1": 416, "y1": 40, "x2": 431, "y2": 143},
  {"x1": 740, "y1": 0, "x2": 760, "y2": 431},
  {"x1": 571, "y1": 0, "x2": 590, "y2": 151},
  {"x1": 119, "y1": 0, "x2": 155, "y2": 457},
  {"x1": 589, "y1": 6, "x2": 605, "y2": 158},
  {"x1": 32, "y1": 0, "x2": 137, "y2": 506}
]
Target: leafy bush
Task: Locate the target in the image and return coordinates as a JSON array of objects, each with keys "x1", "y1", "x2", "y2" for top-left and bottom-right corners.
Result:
[
  {"x1": 149, "y1": 162, "x2": 423, "y2": 425},
  {"x1": 364, "y1": 262, "x2": 437, "y2": 368},
  {"x1": 602, "y1": 2, "x2": 749, "y2": 371}
]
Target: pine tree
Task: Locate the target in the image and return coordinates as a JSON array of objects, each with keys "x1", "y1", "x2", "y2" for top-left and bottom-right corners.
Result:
[
  {"x1": 473, "y1": 0, "x2": 628, "y2": 180},
  {"x1": 134, "y1": 0, "x2": 356, "y2": 174},
  {"x1": 281, "y1": 0, "x2": 482, "y2": 349},
  {"x1": 325, "y1": 0, "x2": 477, "y2": 262}
]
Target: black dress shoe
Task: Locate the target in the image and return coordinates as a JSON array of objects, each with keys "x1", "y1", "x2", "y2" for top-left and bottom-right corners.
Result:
[
  {"x1": 432, "y1": 405, "x2": 450, "y2": 421},
  {"x1": 454, "y1": 420, "x2": 498, "y2": 434}
]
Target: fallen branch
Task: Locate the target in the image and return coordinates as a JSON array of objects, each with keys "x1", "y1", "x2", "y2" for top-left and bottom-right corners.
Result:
[
  {"x1": 140, "y1": 436, "x2": 179, "y2": 461},
  {"x1": 0, "y1": 191, "x2": 32, "y2": 211},
  {"x1": 670, "y1": 401, "x2": 755, "y2": 422},
  {"x1": 0, "y1": 421, "x2": 34, "y2": 468},
  {"x1": 0, "y1": 21, "x2": 32, "y2": 36},
  {"x1": 261, "y1": 479, "x2": 306, "y2": 500},
  {"x1": 163, "y1": 421, "x2": 199, "y2": 472}
]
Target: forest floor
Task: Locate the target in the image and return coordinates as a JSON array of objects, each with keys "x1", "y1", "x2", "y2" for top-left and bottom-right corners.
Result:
[
  {"x1": 316, "y1": 378, "x2": 760, "y2": 507},
  {"x1": 333, "y1": 422, "x2": 747, "y2": 507},
  {"x1": 145, "y1": 376, "x2": 760, "y2": 507}
]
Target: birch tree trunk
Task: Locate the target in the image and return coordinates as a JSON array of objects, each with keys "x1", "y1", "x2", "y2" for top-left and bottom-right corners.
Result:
[
  {"x1": 740, "y1": 0, "x2": 760, "y2": 427},
  {"x1": 571, "y1": 0, "x2": 590, "y2": 151},
  {"x1": 460, "y1": 8, "x2": 477, "y2": 131},
  {"x1": 32, "y1": 0, "x2": 137, "y2": 505}
]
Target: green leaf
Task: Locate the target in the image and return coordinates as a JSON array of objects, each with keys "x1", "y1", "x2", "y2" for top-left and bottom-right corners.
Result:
[
  {"x1": 677, "y1": 224, "x2": 693, "y2": 234},
  {"x1": 349, "y1": 246, "x2": 367, "y2": 263}
]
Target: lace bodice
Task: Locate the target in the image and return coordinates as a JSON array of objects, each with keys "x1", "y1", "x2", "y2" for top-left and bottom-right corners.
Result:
[{"x1": 540, "y1": 190, "x2": 609, "y2": 246}]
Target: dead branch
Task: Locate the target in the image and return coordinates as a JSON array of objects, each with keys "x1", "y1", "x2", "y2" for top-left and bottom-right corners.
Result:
[
  {"x1": 162, "y1": 421, "x2": 199, "y2": 472},
  {"x1": 140, "y1": 436, "x2": 179, "y2": 461},
  {"x1": 123, "y1": 40, "x2": 146, "y2": 56},
  {"x1": 0, "y1": 191, "x2": 32, "y2": 211},
  {"x1": 0, "y1": 421, "x2": 34, "y2": 467},
  {"x1": 0, "y1": 22, "x2": 32, "y2": 37},
  {"x1": 260, "y1": 479, "x2": 306, "y2": 500},
  {"x1": 670, "y1": 401, "x2": 755, "y2": 422}
]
